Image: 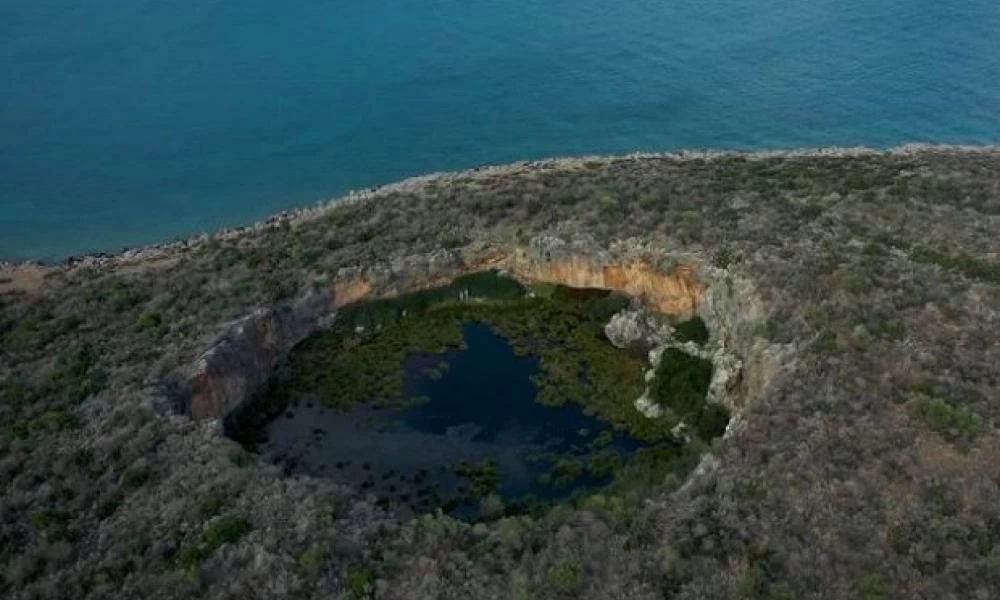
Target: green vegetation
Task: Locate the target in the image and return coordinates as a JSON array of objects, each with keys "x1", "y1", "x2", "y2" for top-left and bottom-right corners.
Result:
[
  {"x1": 230, "y1": 275, "x2": 664, "y2": 444},
  {"x1": 692, "y1": 401, "x2": 731, "y2": 441},
  {"x1": 134, "y1": 310, "x2": 167, "y2": 337},
  {"x1": 344, "y1": 564, "x2": 376, "y2": 599},
  {"x1": 857, "y1": 573, "x2": 890, "y2": 600},
  {"x1": 911, "y1": 394, "x2": 984, "y2": 450},
  {"x1": 650, "y1": 348, "x2": 726, "y2": 440},
  {"x1": 911, "y1": 246, "x2": 1000, "y2": 284},
  {"x1": 454, "y1": 459, "x2": 502, "y2": 498},
  {"x1": 30, "y1": 509, "x2": 69, "y2": 542},
  {"x1": 227, "y1": 274, "x2": 724, "y2": 522},
  {"x1": 336, "y1": 270, "x2": 526, "y2": 331},
  {"x1": 600, "y1": 444, "x2": 701, "y2": 499},
  {"x1": 673, "y1": 316, "x2": 709, "y2": 344},
  {"x1": 587, "y1": 448, "x2": 624, "y2": 479},
  {"x1": 548, "y1": 457, "x2": 585, "y2": 487},
  {"x1": 544, "y1": 560, "x2": 582, "y2": 597},
  {"x1": 174, "y1": 516, "x2": 253, "y2": 571},
  {"x1": 296, "y1": 544, "x2": 326, "y2": 577}
]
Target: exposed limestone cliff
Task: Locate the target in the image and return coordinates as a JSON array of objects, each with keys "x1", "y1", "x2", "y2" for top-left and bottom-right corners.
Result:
[
  {"x1": 179, "y1": 290, "x2": 338, "y2": 420},
  {"x1": 510, "y1": 237, "x2": 704, "y2": 316},
  {"x1": 175, "y1": 237, "x2": 723, "y2": 422}
]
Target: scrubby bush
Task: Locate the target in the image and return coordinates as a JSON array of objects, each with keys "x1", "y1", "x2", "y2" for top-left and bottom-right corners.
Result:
[
  {"x1": 651, "y1": 348, "x2": 713, "y2": 418},
  {"x1": 673, "y1": 316, "x2": 709, "y2": 345}
]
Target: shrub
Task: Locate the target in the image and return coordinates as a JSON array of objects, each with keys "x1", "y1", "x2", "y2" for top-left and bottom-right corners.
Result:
[
  {"x1": 857, "y1": 573, "x2": 890, "y2": 600},
  {"x1": 911, "y1": 246, "x2": 1000, "y2": 284},
  {"x1": 651, "y1": 349, "x2": 713, "y2": 418},
  {"x1": 199, "y1": 489, "x2": 229, "y2": 517},
  {"x1": 549, "y1": 457, "x2": 585, "y2": 487},
  {"x1": 345, "y1": 564, "x2": 376, "y2": 599},
  {"x1": 203, "y1": 516, "x2": 253, "y2": 548},
  {"x1": 102, "y1": 279, "x2": 143, "y2": 312},
  {"x1": 296, "y1": 544, "x2": 325, "y2": 577},
  {"x1": 587, "y1": 449, "x2": 624, "y2": 479},
  {"x1": 30, "y1": 508, "x2": 69, "y2": 541},
  {"x1": 912, "y1": 395, "x2": 984, "y2": 449},
  {"x1": 134, "y1": 311, "x2": 167, "y2": 337},
  {"x1": 545, "y1": 560, "x2": 582, "y2": 597},
  {"x1": 693, "y1": 402, "x2": 731, "y2": 441},
  {"x1": 121, "y1": 465, "x2": 149, "y2": 489},
  {"x1": 581, "y1": 292, "x2": 630, "y2": 324},
  {"x1": 29, "y1": 409, "x2": 77, "y2": 433},
  {"x1": 673, "y1": 316, "x2": 709, "y2": 345},
  {"x1": 50, "y1": 344, "x2": 105, "y2": 405},
  {"x1": 174, "y1": 515, "x2": 253, "y2": 571}
]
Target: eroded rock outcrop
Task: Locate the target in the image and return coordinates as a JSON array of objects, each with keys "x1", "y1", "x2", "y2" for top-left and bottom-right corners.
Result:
[
  {"x1": 510, "y1": 237, "x2": 704, "y2": 316},
  {"x1": 604, "y1": 309, "x2": 674, "y2": 349},
  {"x1": 181, "y1": 289, "x2": 338, "y2": 420}
]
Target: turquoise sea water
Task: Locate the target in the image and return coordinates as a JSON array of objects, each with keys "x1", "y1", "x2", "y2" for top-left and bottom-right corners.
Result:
[{"x1": 2, "y1": 0, "x2": 998, "y2": 260}]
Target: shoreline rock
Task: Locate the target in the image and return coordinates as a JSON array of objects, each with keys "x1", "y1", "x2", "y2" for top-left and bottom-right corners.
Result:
[{"x1": 4, "y1": 143, "x2": 997, "y2": 268}]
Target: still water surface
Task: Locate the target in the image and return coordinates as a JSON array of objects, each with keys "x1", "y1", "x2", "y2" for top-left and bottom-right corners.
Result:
[{"x1": 261, "y1": 323, "x2": 644, "y2": 515}]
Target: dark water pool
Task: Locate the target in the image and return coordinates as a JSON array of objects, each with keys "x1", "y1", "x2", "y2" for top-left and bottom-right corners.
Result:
[{"x1": 259, "y1": 322, "x2": 645, "y2": 517}]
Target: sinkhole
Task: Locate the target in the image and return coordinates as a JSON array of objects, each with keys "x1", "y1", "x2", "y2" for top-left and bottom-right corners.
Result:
[{"x1": 225, "y1": 270, "x2": 723, "y2": 520}]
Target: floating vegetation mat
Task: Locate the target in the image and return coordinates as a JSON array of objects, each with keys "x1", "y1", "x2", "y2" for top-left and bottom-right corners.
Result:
[{"x1": 226, "y1": 271, "x2": 722, "y2": 520}]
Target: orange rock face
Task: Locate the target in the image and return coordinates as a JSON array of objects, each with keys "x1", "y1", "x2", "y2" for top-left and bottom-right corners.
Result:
[
  {"x1": 332, "y1": 279, "x2": 375, "y2": 308},
  {"x1": 507, "y1": 253, "x2": 703, "y2": 316},
  {"x1": 330, "y1": 249, "x2": 704, "y2": 317}
]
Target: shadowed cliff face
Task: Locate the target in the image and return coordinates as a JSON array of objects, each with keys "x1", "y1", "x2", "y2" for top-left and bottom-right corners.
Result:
[
  {"x1": 185, "y1": 309, "x2": 282, "y2": 420},
  {"x1": 179, "y1": 241, "x2": 708, "y2": 421}
]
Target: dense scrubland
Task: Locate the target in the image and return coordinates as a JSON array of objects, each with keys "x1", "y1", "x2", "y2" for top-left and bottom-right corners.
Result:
[{"x1": 1, "y1": 147, "x2": 999, "y2": 599}]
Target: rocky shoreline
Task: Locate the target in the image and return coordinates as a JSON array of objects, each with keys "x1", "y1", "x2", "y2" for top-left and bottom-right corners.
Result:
[{"x1": 4, "y1": 143, "x2": 997, "y2": 271}]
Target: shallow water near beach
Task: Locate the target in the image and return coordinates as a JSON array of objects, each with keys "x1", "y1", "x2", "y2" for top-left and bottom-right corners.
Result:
[
  {"x1": 2, "y1": 0, "x2": 999, "y2": 260},
  {"x1": 260, "y1": 323, "x2": 645, "y2": 517}
]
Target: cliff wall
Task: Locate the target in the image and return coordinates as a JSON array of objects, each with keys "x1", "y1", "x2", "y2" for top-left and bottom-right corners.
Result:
[{"x1": 176, "y1": 238, "x2": 711, "y2": 421}]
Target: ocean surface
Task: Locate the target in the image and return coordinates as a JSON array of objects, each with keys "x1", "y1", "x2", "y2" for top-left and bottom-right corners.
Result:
[{"x1": 2, "y1": 0, "x2": 998, "y2": 261}]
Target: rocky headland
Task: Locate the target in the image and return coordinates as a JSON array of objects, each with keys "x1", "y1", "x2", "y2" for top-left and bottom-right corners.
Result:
[{"x1": 1, "y1": 146, "x2": 999, "y2": 599}]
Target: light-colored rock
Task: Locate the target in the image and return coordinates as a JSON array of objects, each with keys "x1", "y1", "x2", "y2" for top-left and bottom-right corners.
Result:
[
  {"x1": 604, "y1": 308, "x2": 674, "y2": 349},
  {"x1": 604, "y1": 310, "x2": 646, "y2": 349},
  {"x1": 634, "y1": 391, "x2": 664, "y2": 419},
  {"x1": 706, "y1": 350, "x2": 743, "y2": 409},
  {"x1": 648, "y1": 345, "x2": 665, "y2": 368}
]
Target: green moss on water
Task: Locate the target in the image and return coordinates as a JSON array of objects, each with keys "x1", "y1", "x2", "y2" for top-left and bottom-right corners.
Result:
[
  {"x1": 454, "y1": 459, "x2": 502, "y2": 498},
  {"x1": 587, "y1": 448, "x2": 624, "y2": 479},
  {"x1": 231, "y1": 272, "x2": 664, "y2": 444},
  {"x1": 336, "y1": 270, "x2": 527, "y2": 331},
  {"x1": 228, "y1": 270, "x2": 725, "y2": 518},
  {"x1": 549, "y1": 457, "x2": 585, "y2": 487}
]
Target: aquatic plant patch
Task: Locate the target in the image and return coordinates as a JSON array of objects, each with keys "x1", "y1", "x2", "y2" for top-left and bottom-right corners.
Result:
[{"x1": 226, "y1": 273, "x2": 720, "y2": 519}]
